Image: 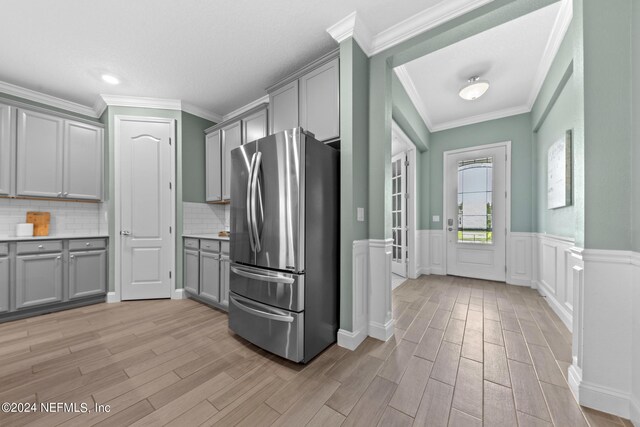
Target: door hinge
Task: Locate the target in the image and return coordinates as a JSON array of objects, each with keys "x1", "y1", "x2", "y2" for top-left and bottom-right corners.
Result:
[
  {"x1": 505, "y1": 191, "x2": 507, "y2": 198},
  {"x1": 169, "y1": 138, "x2": 172, "y2": 146},
  {"x1": 169, "y1": 271, "x2": 172, "y2": 279},
  {"x1": 169, "y1": 182, "x2": 172, "y2": 190},
  {"x1": 404, "y1": 193, "x2": 409, "y2": 199},
  {"x1": 169, "y1": 226, "x2": 172, "y2": 234},
  {"x1": 405, "y1": 160, "x2": 409, "y2": 166}
]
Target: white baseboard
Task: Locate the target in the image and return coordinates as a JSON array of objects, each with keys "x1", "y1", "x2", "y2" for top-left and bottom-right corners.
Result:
[
  {"x1": 172, "y1": 288, "x2": 186, "y2": 300},
  {"x1": 631, "y1": 395, "x2": 640, "y2": 427},
  {"x1": 106, "y1": 291, "x2": 120, "y2": 303},
  {"x1": 368, "y1": 319, "x2": 394, "y2": 341},
  {"x1": 568, "y1": 363, "x2": 582, "y2": 401},
  {"x1": 535, "y1": 279, "x2": 573, "y2": 331},
  {"x1": 417, "y1": 267, "x2": 431, "y2": 276},
  {"x1": 337, "y1": 328, "x2": 367, "y2": 351},
  {"x1": 579, "y1": 380, "x2": 634, "y2": 420},
  {"x1": 507, "y1": 277, "x2": 532, "y2": 287}
]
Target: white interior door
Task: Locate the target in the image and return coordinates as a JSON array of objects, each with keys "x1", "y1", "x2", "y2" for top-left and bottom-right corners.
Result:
[
  {"x1": 119, "y1": 118, "x2": 174, "y2": 300},
  {"x1": 391, "y1": 152, "x2": 407, "y2": 277},
  {"x1": 445, "y1": 144, "x2": 507, "y2": 281}
]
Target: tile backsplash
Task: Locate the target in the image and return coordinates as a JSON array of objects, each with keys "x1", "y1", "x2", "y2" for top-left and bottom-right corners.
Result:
[
  {"x1": 0, "y1": 199, "x2": 107, "y2": 237},
  {"x1": 183, "y1": 202, "x2": 229, "y2": 235}
]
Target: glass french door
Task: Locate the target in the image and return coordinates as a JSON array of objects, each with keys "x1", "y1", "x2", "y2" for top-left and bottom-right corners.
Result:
[{"x1": 391, "y1": 152, "x2": 407, "y2": 277}]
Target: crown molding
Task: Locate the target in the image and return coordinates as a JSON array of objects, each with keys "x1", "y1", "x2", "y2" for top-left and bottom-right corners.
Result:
[
  {"x1": 326, "y1": 11, "x2": 373, "y2": 55},
  {"x1": 222, "y1": 95, "x2": 269, "y2": 122},
  {"x1": 394, "y1": 65, "x2": 434, "y2": 131},
  {"x1": 0, "y1": 80, "x2": 99, "y2": 118},
  {"x1": 182, "y1": 102, "x2": 223, "y2": 123},
  {"x1": 93, "y1": 96, "x2": 108, "y2": 118},
  {"x1": 430, "y1": 105, "x2": 530, "y2": 132},
  {"x1": 369, "y1": 0, "x2": 494, "y2": 56},
  {"x1": 526, "y1": 0, "x2": 573, "y2": 109}
]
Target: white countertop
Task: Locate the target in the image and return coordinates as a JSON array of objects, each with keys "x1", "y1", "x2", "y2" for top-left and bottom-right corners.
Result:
[
  {"x1": 183, "y1": 233, "x2": 230, "y2": 241},
  {"x1": 0, "y1": 234, "x2": 109, "y2": 242}
]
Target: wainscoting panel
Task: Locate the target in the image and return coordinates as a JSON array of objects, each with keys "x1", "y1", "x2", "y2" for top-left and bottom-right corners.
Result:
[
  {"x1": 337, "y1": 240, "x2": 369, "y2": 350},
  {"x1": 430, "y1": 230, "x2": 444, "y2": 275},
  {"x1": 508, "y1": 232, "x2": 533, "y2": 286},
  {"x1": 417, "y1": 230, "x2": 430, "y2": 276},
  {"x1": 368, "y1": 239, "x2": 394, "y2": 341}
]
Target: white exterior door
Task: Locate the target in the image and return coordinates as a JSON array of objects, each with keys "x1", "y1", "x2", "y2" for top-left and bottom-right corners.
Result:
[
  {"x1": 391, "y1": 152, "x2": 407, "y2": 277},
  {"x1": 445, "y1": 144, "x2": 508, "y2": 281},
  {"x1": 119, "y1": 118, "x2": 174, "y2": 300}
]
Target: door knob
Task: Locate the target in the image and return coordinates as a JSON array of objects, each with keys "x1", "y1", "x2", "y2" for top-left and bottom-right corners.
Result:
[{"x1": 120, "y1": 231, "x2": 131, "y2": 236}]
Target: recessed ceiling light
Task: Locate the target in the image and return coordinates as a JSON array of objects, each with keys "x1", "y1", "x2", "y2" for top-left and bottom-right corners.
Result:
[
  {"x1": 101, "y1": 74, "x2": 120, "y2": 85},
  {"x1": 459, "y1": 76, "x2": 489, "y2": 101}
]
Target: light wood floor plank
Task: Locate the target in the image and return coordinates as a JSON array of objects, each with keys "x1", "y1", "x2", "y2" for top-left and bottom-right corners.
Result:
[
  {"x1": 484, "y1": 380, "x2": 517, "y2": 426},
  {"x1": 414, "y1": 379, "x2": 454, "y2": 427}
]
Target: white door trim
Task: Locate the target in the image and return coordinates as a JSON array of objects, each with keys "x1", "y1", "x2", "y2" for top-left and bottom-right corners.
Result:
[
  {"x1": 442, "y1": 140, "x2": 512, "y2": 279},
  {"x1": 113, "y1": 115, "x2": 176, "y2": 302},
  {"x1": 391, "y1": 121, "x2": 418, "y2": 279}
]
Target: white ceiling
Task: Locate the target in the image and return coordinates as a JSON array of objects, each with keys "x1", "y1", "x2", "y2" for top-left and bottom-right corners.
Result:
[
  {"x1": 396, "y1": 1, "x2": 571, "y2": 132},
  {"x1": 0, "y1": 0, "x2": 449, "y2": 119}
]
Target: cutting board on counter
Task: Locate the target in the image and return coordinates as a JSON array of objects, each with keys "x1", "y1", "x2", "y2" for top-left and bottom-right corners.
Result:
[{"x1": 26, "y1": 212, "x2": 50, "y2": 236}]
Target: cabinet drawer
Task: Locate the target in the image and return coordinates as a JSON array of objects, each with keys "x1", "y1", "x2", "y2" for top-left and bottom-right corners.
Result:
[
  {"x1": 200, "y1": 240, "x2": 220, "y2": 253},
  {"x1": 0, "y1": 243, "x2": 7, "y2": 256},
  {"x1": 220, "y1": 241, "x2": 229, "y2": 255},
  {"x1": 184, "y1": 238, "x2": 199, "y2": 249},
  {"x1": 17, "y1": 240, "x2": 62, "y2": 254},
  {"x1": 69, "y1": 238, "x2": 107, "y2": 251}
]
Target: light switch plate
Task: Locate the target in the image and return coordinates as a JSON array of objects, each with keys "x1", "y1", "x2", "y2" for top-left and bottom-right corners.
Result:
[
  {"x1": 357, "y1": 207, "x2": 365, "y2": 222},
  {"x1": 433, "y1": 215, "x2": 440, "y2": 222}
]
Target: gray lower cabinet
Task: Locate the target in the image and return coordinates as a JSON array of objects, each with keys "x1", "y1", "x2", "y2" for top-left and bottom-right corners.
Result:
[
  {"x1": 184, "y1": 248, "x2": 200, "y2": 294},
  {"x1": 183, "y1": 238, "x2": 229, "y2": 311},
  {"x1": 0, "y1": 256, "x2": 8, "y2": 313},
  {"x1": 200, "y1": 251, "x2": 220, "y2": 303},
  {"x1": 68, "y1": 249, "x2": 107, "y2": 299},
  {"x1": 0, "y1": 103, "x2": 14, "y2": 196},
  {"x1": 15, "y1": 252, "x2": 63, "y2": 309}
]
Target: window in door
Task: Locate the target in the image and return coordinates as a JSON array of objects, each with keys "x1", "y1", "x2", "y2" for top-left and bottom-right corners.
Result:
[
  {"x1": 457, "y1": 157, "x2": 493, "y2": 244},
  {"x1": 392, "y1": 158, "x2": 404, "y2": 262}
]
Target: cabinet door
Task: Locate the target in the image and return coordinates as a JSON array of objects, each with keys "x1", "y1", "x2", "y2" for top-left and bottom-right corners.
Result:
[
  {"x1": 64, "y1": 121, "x2": 103, "y2": 200},
  {"x1": 184, "y1": 249, "x2": 199, "y2": 295},
  {"x1": 299, "y1": 58, "x2": 340, "y2": 141},
  {"x1": 200, "y1": 251, "x2": 220, "y2": 303},
  {"x1": 15, "y1": 253, "x2": 63, "y2": 309},
  {"x1": 269, "y1": 80, "x2": 299, "y2": 135},
  {"x1": 0, "y1": 104, "x2": 14, "y2": 196},
  {"x1": 68, "y1": 250, "x2": 107, "y2": 299},
  {"x1": 16, "y1": 109, "x2": 64, "y2": 198},
  {"x1": 220, "y1": 257, "x2": 229, "y2": 308},
  {"x1": 0, "y1": 257, "x2": 8, "y2": 313},
  {"x1": 221, "y1": 121, "x2": 242, "y2": 201},
  {"x1": 242, "y1": 108, "x2": 268, "y2": 144},
  {"x1": 205, "y1": 130, "x2": 222, "y2": 202}
]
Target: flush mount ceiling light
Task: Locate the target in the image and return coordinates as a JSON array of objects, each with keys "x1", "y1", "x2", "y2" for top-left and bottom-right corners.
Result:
[
  {"x1": 459, "y1": 76, "x2": 489, "y2": 101},
  {"x1": 101, "y1": 74, "x2": 120, "y2": 85}
]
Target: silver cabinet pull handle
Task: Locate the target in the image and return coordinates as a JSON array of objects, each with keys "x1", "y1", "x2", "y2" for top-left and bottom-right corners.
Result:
[
  {"x1": 230, "y1": 295, "x2": 293, "y2": 323},
  {"x1": 231, "y1": 265, "x2": 294, "y2": 284},
  {"x1": 38, "y1": 245, "x2": 44, "y2": 249},
  {"x1": 70, "y1": 255, "x2": 75, "y2": 259},
  {"x1": 57, "y1": 192, "x2": 62, "y2": 197},
  {"x1": 63, "y1": 192, "x2": 69, "y2": 197},
  {"x1": 86, "y1": 242, "x2": 92, "y2": 246},
  {"x1": 120, "y1": 231, "x2": 131, "y2": 236}
]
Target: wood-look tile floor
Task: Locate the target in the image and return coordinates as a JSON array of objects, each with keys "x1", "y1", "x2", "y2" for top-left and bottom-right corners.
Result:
[{"x1": 0, "y1": 275, "x2": 634, "y2": 426}]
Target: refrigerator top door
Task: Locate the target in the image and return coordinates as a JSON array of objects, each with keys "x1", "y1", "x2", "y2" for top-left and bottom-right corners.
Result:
[
  {"x1": 253, "y1": 129, "x2": 305, "y2": 272},
  {"x1": 230, "y1": 140, "x2": 257, "y2": 266}
]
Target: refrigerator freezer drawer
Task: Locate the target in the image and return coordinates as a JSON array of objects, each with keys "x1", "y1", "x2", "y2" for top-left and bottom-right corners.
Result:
[
  {"x1": 230, "y1": 263, "x2": 304, "y2": 312},
  {"x1": 228, "y1": 293, "x2": 304, "y2": 362}
]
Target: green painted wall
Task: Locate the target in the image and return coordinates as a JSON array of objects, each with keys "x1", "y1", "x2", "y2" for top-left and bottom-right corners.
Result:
[
  {"x1": 581, "y1": 0, "x2": 633, "y2": 251},
  {"x1": 424, "y1": 114, "x2": 533, "y2": 232},
  {"x1": 339, "y1": 38, "x2": 370, "y2": 331},
  {"x1": 181, "y1": 111, "x2": 215, "y2": 203},
  {"x1": 533, "y1": 74, "x2": 578, "y2": 239},
  {"x1": 104, "y1": 106, "x2": 183, "y2": 292}
]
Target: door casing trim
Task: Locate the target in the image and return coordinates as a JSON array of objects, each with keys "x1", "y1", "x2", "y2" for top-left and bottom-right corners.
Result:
[
  {"x1": 114, "y1": 115, "x2": 176, "y2": 302},
  {"x1": 442, "y1": 140, "x2": 512, "y2": 279}
]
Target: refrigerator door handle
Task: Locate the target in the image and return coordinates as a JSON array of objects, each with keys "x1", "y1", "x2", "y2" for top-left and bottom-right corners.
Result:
[
  {"x1": 230, "y1": 294, "x2": 294, "y2": 323},
  {"x1": 250, "y1": 151, "x2": 263, "y2": 252},
  {"x1": 231, "y1": 265, "x2": 295, "y2": 284},
  {"x1": 246, "y1": 153, "x2": 257, "y2": 251}
]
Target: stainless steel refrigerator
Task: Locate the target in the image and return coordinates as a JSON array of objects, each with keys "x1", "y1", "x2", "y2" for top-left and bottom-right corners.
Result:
[{"x1": 228, "y1": 128, "x2": 339, "y2": 363}]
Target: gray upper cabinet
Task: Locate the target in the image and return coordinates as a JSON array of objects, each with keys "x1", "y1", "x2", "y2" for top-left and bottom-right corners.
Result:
[
  {"x1": 200, "y1": 251, "x2": 220, "y2": 303},
  {"x1": 0, "y1": 104, "x2": 14, "y2": 196},
  {"x1": 221, "y1": 121, "x2": 242, "y2": 201},
  {"x1": 0, "y1": 255, "x2": 8, "y2": 313},
  {"x1": 17, "y1": 109, "x2": 64, "y2": 198},
  {"x1": 269, "y1": 80, "x2": 299, "y2": 135},
  {"x1": 243, "y1": 109, "x2": 268, "y2": 144},
  {"x1": 299, "y1": 57, "x2": 340, "y2": 142},
  {"x1": 64, "y1": 121, "x2": 103, "y2": 200},
  {"x1": 15, "y1": 252, "x2": 63, "y2": 309},
  {"x1": 184, "y1": 248, "x2": 200, "y2": 295},
  {"x1": 205, "y1": 130, "x2": 222, "y2": 202},
  {"x1": 68, "y1": 249, "x2": 106, "y2": 299}
]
